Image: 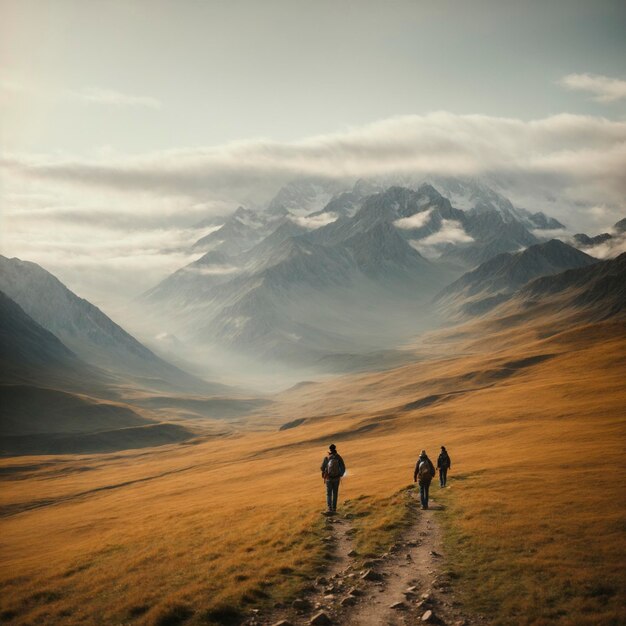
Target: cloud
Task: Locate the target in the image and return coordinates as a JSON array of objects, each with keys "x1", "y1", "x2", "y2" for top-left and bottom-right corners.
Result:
[
  {"x1": 410, "y1": 219, "x2": 473, "y2": 258},
  {"x1": 559, "y1": 73, "x2": 626, "y2": 103},
  {"x1": 0, "y1": 78, "x2": 161, "y2": 109},
  {"x1": 183, "y1": 264, "x2": 240, "y2": 276},
  {"x1": 584, "y1": 234, "x2": 626, "y2": 260},
  {"x1": 421, "y1": 220, "x2": 473, "y2": 245},
  {"x1": 289, "y1": 212, "x2": 339, "y2": 230},
  {"x1": 532, "y1": 227, "x2": 569, "y2": 239},
  {"x1": 394, "y1": 209, "x2": 432, "y2": 230},
  {"x1": 3, "y1": 112, "x2": 625, "y2": 220},
  {"x1": 67, "y1": 87, "x2": 162, "y2": 109}
]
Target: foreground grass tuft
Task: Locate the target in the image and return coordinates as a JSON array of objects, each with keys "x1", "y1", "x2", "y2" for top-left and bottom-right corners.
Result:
[{"x1": 147, "y1": 601, "x2": 194, "y2": 626}]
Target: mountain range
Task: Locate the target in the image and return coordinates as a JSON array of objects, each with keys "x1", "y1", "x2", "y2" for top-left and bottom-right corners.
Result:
[{"x1": 140, "y1": 178, "x2": 570, "y2": 371}]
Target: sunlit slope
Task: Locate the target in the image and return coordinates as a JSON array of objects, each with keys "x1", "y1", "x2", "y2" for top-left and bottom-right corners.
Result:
[{"x1": 1, "y1": 317, "x2": 624, "y2": 625}]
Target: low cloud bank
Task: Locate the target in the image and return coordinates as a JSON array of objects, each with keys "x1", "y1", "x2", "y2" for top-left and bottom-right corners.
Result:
[
  {"x1": 585, "y1": 236, "x2": 626, "y2": 259},
  {"x1": 4, "y1": 112, "x2": 626, "y2": 221},
  {"x1": 289, "y1": 212, "x2": 339, "y2": 230},
  {"x1": 410, "y1": 220, "x2": 474, "y2": 257},
  {"x1": 394, "y1": 210, "x2": 432, "y2": 230},
  {"x1": 183, "y1": 264, "x2": 240, "y2": 276}
]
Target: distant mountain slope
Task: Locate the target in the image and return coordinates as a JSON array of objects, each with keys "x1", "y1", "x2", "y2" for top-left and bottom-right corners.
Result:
[
  {"x1": 0, "y1": 291, "x2": 194, "y2": 454},
  {"x1": 436, "y1": 240, "x2": 597, "y2": 319},
  {"x1": 0, "y1": 256, "x2": 216, "y2": 393},
  {"x1": 266, "y1": 178, "x2": 343, "y2": 216},
  {"x1": 0, "y1": 386, "x2": 193, "y2": 456},
  {"x1": 573, "y1": 232, "x2": 612, "y2": 247},
  {"x1": 0, "y1": 385, "x2": 150, "y2": 436},
  {"x1": 0, "y1": 289, "x2": 93, "y2": 389},
  {"x1": 515, "y1": 252, "x2": 626, "y2": 319},
  {"x1": 342, "y1": 220, "x2": 437, "y2": 281},
  {"x1": 191, "y1": 206, "x2": 278, "y2": 254},
  {"x1": 428, "y1": 177, "x2": 565, "y2": 230}
]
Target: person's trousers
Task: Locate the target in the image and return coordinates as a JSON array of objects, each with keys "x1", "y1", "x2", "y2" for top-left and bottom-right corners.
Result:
[
  {"x1": 326, "y1": 478, "x2": 340, "y2": 511},
  {"x1": 419, "y1": 481, "x2": 430, "y2": 508},
  {"x1": 439, "y1": 467, "x2": 448, "y2": 487}
]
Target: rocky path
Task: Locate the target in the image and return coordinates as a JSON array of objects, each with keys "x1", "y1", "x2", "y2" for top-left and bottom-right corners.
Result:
[{"x1": 250, "y1": 489, "x2": 479, "y2": 626}]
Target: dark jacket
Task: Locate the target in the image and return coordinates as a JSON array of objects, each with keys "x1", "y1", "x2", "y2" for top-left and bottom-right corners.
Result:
[
  {"x1": 437, "y1": 451, "x2": 451, "y2": 469},
  {"x1": 321, "y1": 452, "x2": 345, "y2": 481},
  {"x1": 413, "y1": 455, "x2": 435, "y2": 483}
]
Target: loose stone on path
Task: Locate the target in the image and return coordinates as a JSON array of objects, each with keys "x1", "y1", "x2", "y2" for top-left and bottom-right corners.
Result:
[
  {"x1": 360, "y1": 569, "x2": 382, "y2": 581},
  {"x1": 309, "y1": 611, "x2": 332, "y2": 625}
]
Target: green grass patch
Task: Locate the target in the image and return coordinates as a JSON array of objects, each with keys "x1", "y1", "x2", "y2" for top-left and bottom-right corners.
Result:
[{"x1": 343, "y1": 485, "x2": 417, "y2": 562}]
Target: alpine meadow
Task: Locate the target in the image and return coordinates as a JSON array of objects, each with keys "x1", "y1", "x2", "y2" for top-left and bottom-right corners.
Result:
[{"x1": 1, "y1": 2, "x2": 625, "y2": 626}]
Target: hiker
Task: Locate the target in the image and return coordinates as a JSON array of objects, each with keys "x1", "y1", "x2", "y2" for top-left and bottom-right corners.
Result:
[
  {"x1": 320, "y1": 444, "x2": 346, "y2": 514},
  {"x1": 437, "y1": 445, "x2": 452, "y2": 487},
  {"x1": 413, "y1": 449, "x2": 435, "y2": 509}
]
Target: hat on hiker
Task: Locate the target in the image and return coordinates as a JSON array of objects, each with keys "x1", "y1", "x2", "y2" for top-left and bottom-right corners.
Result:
[
  {"x1": 441, "y1": 446, "x2": 446, "y2": 451},
  {"x1": 329, "y1": 444, "x2": 336, "y2": 451},
  {"x1": 420, "y1": 449, "x2": 426, "y2": 456}
]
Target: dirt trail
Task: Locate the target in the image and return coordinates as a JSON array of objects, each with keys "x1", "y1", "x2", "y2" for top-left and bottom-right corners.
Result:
[
  {"x1": 253, "y1": 489, "x2": 479, "y2": 626},
  {"x1": 342, "y1": 493, "x2": 474, "y2": 626}
]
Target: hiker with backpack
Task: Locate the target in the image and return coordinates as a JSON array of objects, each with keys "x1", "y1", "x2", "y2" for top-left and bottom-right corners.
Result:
[
  {"x1": 320, "y1": 444, "x2": 346, "y2": 515},
  {"x1": 413, "y1": 450, "x2": 435, "y2": 509},
  {"x1": 437, "y1": 445, "x2": 451, "y2": 487}
]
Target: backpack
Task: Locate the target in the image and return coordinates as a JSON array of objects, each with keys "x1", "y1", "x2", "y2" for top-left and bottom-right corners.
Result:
[
  {"x1": 327, "y1": 455, "x2": 342, "y2": 479},
  {"x1": 439, "y1": 452, "x2": 450, "y2": 469},
  {"x1": 418, "y1": 460, "x2": 433, "y2": 482}
]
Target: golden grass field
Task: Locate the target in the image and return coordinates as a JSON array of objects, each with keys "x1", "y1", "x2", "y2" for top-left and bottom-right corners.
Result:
[{"x1": 1, "y1": 311, "x2": 625, "y2": 626}]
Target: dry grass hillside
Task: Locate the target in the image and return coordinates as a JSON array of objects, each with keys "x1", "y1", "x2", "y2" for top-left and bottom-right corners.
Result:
[{"x1": 1, "y1": 312, "x2": 625, "y2": 625}]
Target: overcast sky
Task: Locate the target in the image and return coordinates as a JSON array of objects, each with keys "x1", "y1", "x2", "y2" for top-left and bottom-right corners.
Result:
[{"x1": 1, "y1": 0, "x2": 625, "y2": 310}]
